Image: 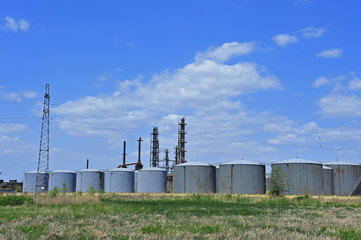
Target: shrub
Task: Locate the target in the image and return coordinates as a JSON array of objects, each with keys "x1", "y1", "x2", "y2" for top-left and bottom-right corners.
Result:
[
  {"x1": 0, "y1": 195, "x2": 34, "y2": 206},
  {"x1": 50, "y1": 186, "x2": 60, "y2": 198},
  {"x1": 62, "y1": 183, "x2": 68, "y2": 195},
  {"x1": 268, "y1": 166, "x2": 292, "y2": 197},
  {"x1": 87, "y1": 186, "x2": 97, "y2": 194}
]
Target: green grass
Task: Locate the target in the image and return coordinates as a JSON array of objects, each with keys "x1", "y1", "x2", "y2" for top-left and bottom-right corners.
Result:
[{"x1": 0, "y1": 194, "x2": 360, "y2": 239}]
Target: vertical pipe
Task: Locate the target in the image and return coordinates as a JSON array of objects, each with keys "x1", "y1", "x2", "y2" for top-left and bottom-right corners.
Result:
[
  {"x1": 86, "y1": 159, "x2": 89, "y2": 169},
  {"x1": 122, "y1": 141, "x2": 126, "y2": 167}
]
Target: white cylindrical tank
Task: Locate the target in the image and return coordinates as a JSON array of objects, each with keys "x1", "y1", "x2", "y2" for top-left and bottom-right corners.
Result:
[
  {"x1": 134, "y1": 170, "x2": 138, "y2": 192},
  {"x1": 324, "y1": 161, "x2": 361, "y2": 196},
  {"x1": 76, "y1": 169, "x2": 104, "y2": 192},
  {"x1": 322, "y1": 166, "x2": 334, "y2": 195},
  {"x1": 137, "y1": 168, "x2": 167, "y2": 193},
  {"x1": 49, "y1": 170, "x2": 76, "y2": 192},
  {"x1": 23, "y1": 171, "x2": 48, "y2": 193},
  {"x1": 104, "y1": 168, "x2": 134, "y2": 193},
  {"x1": 219, "y1": 160, "x2": 265, "y2": 194},
  {"x1": 272, "y1": 159, "x2": 323, "y2": 195},
  {"x1": 173, "y1": 162, "x2": 216, "y2": 193},
  {"x1": 215, "y1": 165, "x2": 219, "y2": 193}
]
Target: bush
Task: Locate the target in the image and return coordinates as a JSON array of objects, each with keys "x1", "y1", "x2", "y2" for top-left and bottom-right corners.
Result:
[
  {"x1": 87, "y1": 186, "x2": 97, "y2": 194},
  {"x1": 268, "y1": 167, "x2": 292, "y2": 197},
  {"x1": 0, "y1": 195, "x2": 34, "y2": 206},
  {"x1": 50, "y1": 186, "x2": 61, "y2": 198},
  {"x1": 62, "y1": 183, "x2": 68, "y2": 195}
]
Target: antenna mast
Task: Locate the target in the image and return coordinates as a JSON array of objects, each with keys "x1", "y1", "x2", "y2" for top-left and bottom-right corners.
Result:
[{"x1": 35, "y1": 84, "x2": 50, "y2": 195}]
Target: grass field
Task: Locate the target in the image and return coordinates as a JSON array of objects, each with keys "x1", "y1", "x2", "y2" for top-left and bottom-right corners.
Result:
[{"x1": 0, "y1": 193, "x2": 360, "y2": 240}]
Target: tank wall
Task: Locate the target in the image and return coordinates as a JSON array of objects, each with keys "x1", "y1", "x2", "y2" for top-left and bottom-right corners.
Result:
[
  {"x1": 134, "y1": 171, "x2": 138, "y2": 192},
  {"x1": 137, "y1": 170, "x2": 167, "y2": 193},
  {"x1": 325, "y1": 165, "x2": 361, "y2": 195},
  {"x1": 215, "y1": 167, "x2": 219, "y2": 193},
  {"x1": 272, "y1": 164, "x2": 323, "y2": 195},
  {"x1": 23, "y1": 172, "x2": 47, "y2": 193},
  {"x1": 323, "y1": 168, "x2": 334, "y2": 195},
  {"x1": 49, "y1": 172, "x2": 76, "y2": 192},
  {"x1": 219, "y1": 164, "x2": 265, "y2": 194},
  {"x1": 104, "y1": 171, "x2": 134, "y2": 193},
  {"x1": 173, "y1": 166, "x2": 185, "y2": 193},
  {"x1": 174, "y1": 165, "x2": 215, "y2": 193},
  {"x1": 76, "y1": 171, "x2": 104, "y2": 192}
]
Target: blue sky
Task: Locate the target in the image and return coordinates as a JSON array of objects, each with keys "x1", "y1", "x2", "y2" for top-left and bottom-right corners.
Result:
[{"x1": 1, "y1": 0, "x2": 361, "y2": 181}]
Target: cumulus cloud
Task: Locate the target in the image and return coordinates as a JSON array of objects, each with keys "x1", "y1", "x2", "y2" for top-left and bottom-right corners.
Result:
[
  {"x1": 0, "y1": 124, "x2": 27, "y2": 134},
  {"x1": 300, "y1": 27, "x2": 325, "y2": 39},
  {"x1": 318, "y1": 95, "x2": 361, "y2": 117},
  {"x1": 316, "y1": 48, "x2": 343, "y2": 58},
  {"x1": 2, "y1": 16, "x2": 30, "y2": 32},
  {"x1": 347, "y1": 77, "x2": 361, "y2": 91},
  {"x1": 312, "y1": 76, "x2": 331, "y2": 88},
  {"x1": 272, "y1": 34, "x2": 298, "y2": 47},
  {"x1": 195, "y1": 42, "x2": 256, "y2": 63},
  {"x1": 1, "y1": 89, "x2": 38, "y2": 102}
]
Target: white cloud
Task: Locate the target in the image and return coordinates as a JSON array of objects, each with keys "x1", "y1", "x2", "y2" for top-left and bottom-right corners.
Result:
[
  {"x1": 268, "y1": 133, "x2": 306, "y2": 145},
  {"x1": 312, "y1": 76, "x2": 331, "y2": 88},
  {"x1": 0, "y1": 124, "x2": 27, "y2": 134},
  {"x1": 2, "y1": 92, "x2": 21, "y2": 102},
  {"x1": 272, "y1": 34, "x2": 298, "y2": 47},
  {"x1": 2, "y1": 16, "x2": 30, "y2": 32},
  {"x1": 195, "y1": 42, "x2": 256, "y2": 63},
  {"x1": 347, "y1": 77, "x2": 361, "y2": 91},
  {"x1": 22, "y1": 90, "x2": 38, "y2": 99},
  {"x1": 318, "y1": 95, "x2": 361, "y2": 117},
  {"x1": 97, "y1": 73, "x2": 111, "y2": 81},
  {"x1": 300, "y1": 27, "x2": 325, "y2": 39},
  {"x1": 316, "y1": 48, "x2": 342, "y2": 58}
]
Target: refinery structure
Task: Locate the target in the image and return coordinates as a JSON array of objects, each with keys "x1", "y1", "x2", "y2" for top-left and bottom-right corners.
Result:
[{"x1": 2, "y1": 84, "x2": 361, "y2": 196}]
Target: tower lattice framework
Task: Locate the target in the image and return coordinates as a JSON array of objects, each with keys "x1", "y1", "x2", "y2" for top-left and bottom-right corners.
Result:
[{"x1": 35, "y1": 84, "x2": 50, "y2": 195}]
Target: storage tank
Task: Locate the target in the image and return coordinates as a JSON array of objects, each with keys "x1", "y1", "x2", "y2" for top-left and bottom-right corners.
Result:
[
  {"x1": 322, "y1": 166, "x2": 334, "y2": 195},
  {"x1": 215, "y1": 165, "x2": 219, "y2": 193},
  {"x1": 272, "y1": 159, "x2": 323, "y2": 195},
  {"x1": 173, "y1": 162, "x2": 216, "y2": 193},
  {"x1": 324, "y1": 161, "x2": 361, "y2": 196},
  {"x1": 219, "y1": 160, "x2": 265, "y2": 194},
  {"x1": 49, "y1": 170, "x2": 76, "y2": 192},
  {"x1": 76, "y1": 169, "x2": 104, "y2": 192},
  {"x1": 23, "y1": 170, "x2": 48, "y2": 193},
  {"x1": 137, "y1": 168, "x2": 167, "y2": 193},
  {"x1": 104, "y1": 168, "x2": 134, "y2": 193},
  {"x1": 134, "y1": 170, "x2": 138, "y2": 192}
]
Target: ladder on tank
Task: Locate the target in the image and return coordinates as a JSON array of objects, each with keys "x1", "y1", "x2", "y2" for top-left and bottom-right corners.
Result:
[{"x1": 350, "y1": 177, "x2": 361, "y2": 196}]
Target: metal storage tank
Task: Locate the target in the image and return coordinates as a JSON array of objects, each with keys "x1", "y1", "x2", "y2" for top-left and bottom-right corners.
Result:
[
  {"x1": 272, "y1": 159, "x2": 323, "y2": 195},
  {"x1": 324, "y1": 161, "x2": 361, "y2": 196},
  {"x1": 134, "y1": 170, "x2": 138, "y2": 192},
  {"x1": 49, "y1": 170, "x2": 76, "y2": 192},
  {"x1": 215, "y1": 165, "x2": 219, "y2": 193},
  {"x1": 137, "y1": 168, "x2": 167, "y2": 193},
  {"x1": 219, "y1": 160, "x2": 265, "y2": 194},
  {"x1": 173, "y1": 162, "x2": 216, "y2": 193},
  {"x1": 104, "y1": 168, "x2": 134, "y2": 193},
  {"x1": 322, "y1": 166, "x2": 334, "y2": 195},
  {"x1": 76, "y1": 169, "x2": 104, "y2": 192},
  {"x1": 23, "y1": 171, "x2": 48, "y2": 193}
]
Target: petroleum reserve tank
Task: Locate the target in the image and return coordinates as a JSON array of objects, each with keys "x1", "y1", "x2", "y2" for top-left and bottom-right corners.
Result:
[
  {"x1": 137, "y1": 167, "x2": 167, "y2": 193},
  {"x1": 49, "y1": 170, "x2": 76, "y2": 192},
  {"x1": 324, "y1": 161, "x2": 361, "y2": 196},
  {"x1": 173, "y1": 162, "x2": 216, "y2": 193},
  {"x1": 272, "y1": 159, "x2": 323, "y2": 195},
  {"x1": 104, "y1": 168, "x2": 134, "y2": 193},
  {"x1": 23, "y1": 170, "x2": 48, "y2": 193},
  {"x1": 322, "y1": 166, "x2": 334, "y2": 195},
  {"x1": 219, "y1": 160, "x2": 265, "y2": 194},
  {"x1": 76, "y1": 169, "x2": 104, "y2": 192}
]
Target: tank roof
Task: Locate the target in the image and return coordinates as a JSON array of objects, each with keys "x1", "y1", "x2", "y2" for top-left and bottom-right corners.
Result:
[
  {"x1": 273, "y1": 158, "x2": 321, "y2": 165},
  {"x1": 221, "y1": 160, "x2": 263, "y2": 166},
  {"x1": 322, "y1": 166, "x2": 333, "y2": 170},
  {"x1": 77, "y1": 169, "x2": 103, "y2": 172},
  {"x1": 140, "y1": 167, "x2": 167, "y2": 171},
  {"x1": 106, "y1": 168, "x2": 133, "y2": 172},
  {"x1": 24, "y1": 170, "x2": 46, "y2": 174},
  {"x1": 175, "y1": 162, "x2": 213, "y2": 167},
  {"x1": 51, "y1": 170, "x2": 76, "y2": 173},
  {"x1": 324, "y1": 161, "x2": 361, "y2": 166}
]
